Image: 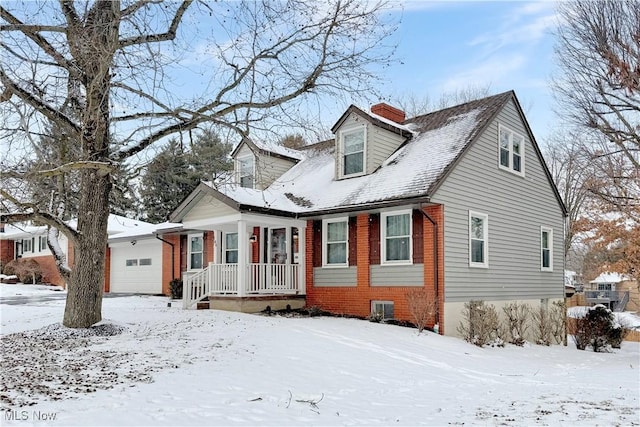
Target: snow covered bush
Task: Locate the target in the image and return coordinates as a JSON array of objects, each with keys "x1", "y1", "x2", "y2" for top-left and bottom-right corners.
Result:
[
  {"x1": 169, "y1": 279, "x2": 183, "y2": 299},
  {"x1": 405, "y1": 289, "x2": 437, "y2": 334},
  {"x1": 457, "y1": 300, "x2": 502, "y2": 347},
  {"x1": 567, "y1": 305, "x2": 630, "y2": 352},
  {"x1": 502, "y1": 302, "x2": 530, "y2": 346},
  {"x1": 3, "y1": 259, "x2": 43, "y2": 284}
]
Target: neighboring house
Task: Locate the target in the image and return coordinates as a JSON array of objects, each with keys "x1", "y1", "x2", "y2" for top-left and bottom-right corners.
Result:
[
  {"x1": 168, "y1": 90, "x2": 567, "y2": 336},
  {"x1": 0, "y1": 215, "x2": 181, "y2": 294},
  {"x1": 586, "y1": 272, "x2": 637, "y2": 312}
]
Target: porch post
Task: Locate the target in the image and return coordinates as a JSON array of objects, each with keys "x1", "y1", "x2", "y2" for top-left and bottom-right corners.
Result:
[
  {"x1": 237, "y1": 219, "x2": 248, "y2": 297},
  {"x1": 298, "y1": 225, "x2": 306, "y2": 294}
]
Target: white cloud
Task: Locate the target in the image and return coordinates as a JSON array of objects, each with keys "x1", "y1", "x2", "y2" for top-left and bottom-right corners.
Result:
[{"x1": 439, "y1": 53, "x2": 527, "y2": 92}]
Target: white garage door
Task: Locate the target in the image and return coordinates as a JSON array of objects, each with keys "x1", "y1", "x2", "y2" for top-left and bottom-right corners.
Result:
[{"x1": 110, "y1": 239, "x2": 163, "y2": 294}]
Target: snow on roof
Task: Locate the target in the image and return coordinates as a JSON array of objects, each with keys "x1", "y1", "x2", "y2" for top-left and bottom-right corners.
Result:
[
  {"x1": 211, "y1": 91, "x2": 507, "y2": 214},
  {"x1": 1, "y1": 215, "x2": 182, "y2": 242},
  {"x1": 590, "y1": 272, "x2": 631, "y2": 284},
  {"x1": 249, "y1": 139, "x2": 305, "y2": 161}
]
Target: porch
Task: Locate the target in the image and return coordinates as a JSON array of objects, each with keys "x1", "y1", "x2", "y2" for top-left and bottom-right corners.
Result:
[
  {"x1": 584, "y1": 290, "x2": 629, "y2": 312},
  {"x1": 180, "y1": 212, "x2": 307, "y2": 310},
  {"x1": 183, "y1": 262, "x2": 304, "y2": 309}
]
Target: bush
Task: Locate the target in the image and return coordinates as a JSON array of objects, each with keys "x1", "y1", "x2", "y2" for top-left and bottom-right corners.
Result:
[
  {"x1": 3, "y1": 259, "x2": 43, "y2": 284},
  {"x1": 502, "y1": 302, "x2": 530, "y2": 346},
  {"x1": 169, "y1": 279, "x2": 183, "y2": 299},
  {"x1": 568, "y1": 305, "x2": 630, "y2": 352},
  {"x1": 457, "y1": 300, "x2": 503, "y2": 347},
  {"x1": 532, "y1": 305, "x2": 553, "y2": 346},
  {"x1": 405, "y1": 289, "x2": 437, "y2": 334},
  {"x1": 549, "y1": 300, "x2": 566, "y2": 345}
]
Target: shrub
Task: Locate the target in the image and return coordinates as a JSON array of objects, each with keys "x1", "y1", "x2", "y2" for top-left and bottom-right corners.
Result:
[
  {"x1": 405, "y1": 289, "x2": 437, "y2": 334},
  {"x1": 457, "y1": 300, "x2": 502, "y2": 347},
  {"x1": 3, "y1": 259, "x2": 43, "y2": 284},
  {"x1": 532, "y1": 305, "x2": 553, "y2": 346},
  {"x1": 169, "y1": 279, "x2": 183, "y2": 299},
  {"x1": 549, "y1": 300, "x2": 566, "y2": 345},
  {"x1": 502, "y1": 302, "x2": 530, "y2": 346},
  {"x1": 568, "y1": 305, "x2": 630, "y2": 352}
]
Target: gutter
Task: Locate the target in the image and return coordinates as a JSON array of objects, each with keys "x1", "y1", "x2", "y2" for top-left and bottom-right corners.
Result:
[{"x1": 419, "y1": 206, "x2": 440, "y2": 333}]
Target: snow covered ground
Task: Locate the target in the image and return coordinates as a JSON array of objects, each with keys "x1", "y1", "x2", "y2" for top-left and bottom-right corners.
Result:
[{"x1": 1, "y1": 284, "x2": 639, "y2": 426}]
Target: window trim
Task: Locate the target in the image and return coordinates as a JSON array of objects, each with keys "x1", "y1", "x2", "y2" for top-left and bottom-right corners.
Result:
[
  {"x1": 338, "y1": 126, "x2": 367, "y2": 178},
  {"x1": 540, "y1": 226, "x2": 553, "y2": 272},
  {"x1": 38, "y1": 235, "x2": 46, "y2": 252},
  {"x1": 187, "y1": 233, "x2": 204, "y2": 270},
  {"x1": 498, "y1": 124, "x2": 525, "y2": 177},
  {"x1": 381, "y1": 209, "x2": 413, "y2": 266},
  {"x1": 322, "y1": 217, "x2": 349, "y2": 267},
  {"x1": 223, "y1": 232, "x2": 239, "y2": 264},
  {"x1": 469, "y1": 211, "x2": 489, "y2": 268},
  {"x1": 237, "y1": 154, "x2": 255, "y2": 189}
]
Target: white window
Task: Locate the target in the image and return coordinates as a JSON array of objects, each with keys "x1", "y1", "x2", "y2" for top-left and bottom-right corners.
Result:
[
  {"x1": 541, "y1": 227, "x2": 553, "y2": 271},
  {"x1": 238, "y1": 155, "x2": 255, "y2": 188},
  {"x1": 22, "y1": 238, "x2": 32, "y2": 253},
  {"x1": 139, "y1": 258, "x2": 152, "y2": 266},
  {"x1": 224, "y1": 232, "x2": 238, "y2": 264},
  {"x1": 469, "y1": 211, "x2": 488, "y2": 268},
  {"x1": 38, "y1": 236, "x2": 47, "y2": 252},
  {"x1": 188, "y1": 234, "x2": 204, "y2": 269},
  {"x1": 322, "y1": 218, "x2": 348, "y2": 266},
  {"x1": 371, "y1": 300, "x2": 394, "y2": 320},
  {"x1": 498, "y1": 125, "x2": 525, "y2": 176},
  {"x1": 381, "y1": 210, "x2": 412, "y2": 264},
  {"x1": 340, "y1": 128, "x2": 365, "y2": 177},
  {"x1": 126, "y1": 259, "x2": 138, "y2": 267}
]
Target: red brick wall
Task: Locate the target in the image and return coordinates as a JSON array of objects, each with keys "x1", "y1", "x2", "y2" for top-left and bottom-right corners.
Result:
[
  {"x1": 160, "y1": 234, "x2": 181, "y2": 296},
  {"x1": 305, "y1": 206, "x2": 445, "y2": 333},
  {"x1": 204, "y1": 231, "x2": 214, "y2": 264},
  {"x1": 29, "y1": 255, "x2": 65, "y2": 287},
  {"x1": 252, "y1": 227, "x2": 260, "y2": 263},
  {"x1": 1, "y1": 239, "x2": 14, "y2": 264}
]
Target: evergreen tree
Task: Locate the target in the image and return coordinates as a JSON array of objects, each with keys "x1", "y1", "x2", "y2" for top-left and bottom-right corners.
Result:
[{"x1": 140, "y1": 130, "x2": 232, "y2": 222}]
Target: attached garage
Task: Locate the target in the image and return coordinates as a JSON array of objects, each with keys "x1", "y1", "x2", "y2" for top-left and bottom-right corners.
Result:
[{"x1": 109, "y1": 238, "x2": 163, "y2": 294}]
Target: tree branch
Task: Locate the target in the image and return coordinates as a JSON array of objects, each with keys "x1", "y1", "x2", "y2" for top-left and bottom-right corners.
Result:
[{"x1": 118, "y1": 0, "x2": 193, "y2": 48}]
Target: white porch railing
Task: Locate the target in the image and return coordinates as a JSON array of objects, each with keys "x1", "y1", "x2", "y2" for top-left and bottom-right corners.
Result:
[
  {"x1": 182, "y1": 267, "x2": 210, "y2": 309},
  {"x1": 248, "y1": 263, "x2": 299, "y2": 294},
  {"x1": 183, "y1": 262, "x2": 300, "y2": 309}
]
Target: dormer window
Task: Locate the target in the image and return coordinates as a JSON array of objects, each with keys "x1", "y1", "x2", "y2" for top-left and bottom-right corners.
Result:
[
  {"x1": 238, "y1": 155, "x2": 254, "y2": 188},
  {"x1": 340, "y1": 128, "x2": 365, "y2": 177}
]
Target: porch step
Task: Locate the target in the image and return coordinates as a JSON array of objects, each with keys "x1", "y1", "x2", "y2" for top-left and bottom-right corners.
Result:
[{"x1": 196, "y1": 301, "x2": 210, "y2": 310}]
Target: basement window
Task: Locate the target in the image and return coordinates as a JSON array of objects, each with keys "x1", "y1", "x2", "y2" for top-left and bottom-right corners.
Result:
[{"x1": 371, "y1": 300, "x2": 394, "y2": 320}]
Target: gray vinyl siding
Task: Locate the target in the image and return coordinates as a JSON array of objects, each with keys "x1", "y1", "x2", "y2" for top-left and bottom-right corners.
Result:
[
  {"x1": 431, "y1": 99, "x2": 565, "y2": 302},
  {"x1": 234, "y1": 144, "x2": 296, "y2": 190},
  {"x1": 255, "y1": 154, "x2": 296, "y2": 190},
  {"x1": 367, "y1": 124, "x2": 405, "y2": 175},
  {"x1": 183, "y1": 196, "x2": 236, "y2": 222},
  {"x1": 334, "y1": 114, "x2": 404, "y2": 178},
  {"x1": 314, "y1": 267, "x2": 357, "y2": 287},
  {"x1": 370, "y1": 264, "x2": 423, "y2": 286}
]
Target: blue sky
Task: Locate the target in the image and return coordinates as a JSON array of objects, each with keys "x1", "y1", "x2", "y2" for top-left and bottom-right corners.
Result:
[{"x1": 378, "y1": 0, "x2": 559, "y2": 142}]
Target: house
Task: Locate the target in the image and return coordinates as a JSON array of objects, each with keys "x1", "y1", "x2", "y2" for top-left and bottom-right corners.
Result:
[
  {"x1": 585, "y1": 272, "x2": 637, "y2": 312},
  {"x1": 168, "y1": 90, "x2": 568, "y2": 336},
  {"x1": 0, "y1": 215, "x2": 182, "y2": 294}
]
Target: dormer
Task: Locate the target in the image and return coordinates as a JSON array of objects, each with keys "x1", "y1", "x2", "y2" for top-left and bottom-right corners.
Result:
[
  {"x1": 231, "y1": 139, "x2": 302, "y2": 190},
  {"x1": 331, "y1": 103, "x2": 411, "y2": 180}
]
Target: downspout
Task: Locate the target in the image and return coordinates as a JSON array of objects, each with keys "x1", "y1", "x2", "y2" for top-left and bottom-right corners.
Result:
[
  {"x1": 155, "y1": 234, "x2": 175, "y2": 280},
  {"x1": 419, "y1": 208, "x2": 440, "y2": 333}
]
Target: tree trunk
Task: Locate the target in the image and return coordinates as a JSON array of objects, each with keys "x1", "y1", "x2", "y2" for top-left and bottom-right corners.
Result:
[{"x1": 63, "y1": 171, "x2": 111, "y2": 328}]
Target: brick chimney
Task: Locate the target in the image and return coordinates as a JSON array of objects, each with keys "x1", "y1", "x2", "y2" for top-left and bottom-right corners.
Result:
[{"x1": 371, "y1": 103, "x2": 405, "y2": 124}]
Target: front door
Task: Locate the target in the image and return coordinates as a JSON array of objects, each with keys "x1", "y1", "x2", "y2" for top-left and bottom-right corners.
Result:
[{"x1": 270, "y1": 228, "x2": 287, "y2": 264}]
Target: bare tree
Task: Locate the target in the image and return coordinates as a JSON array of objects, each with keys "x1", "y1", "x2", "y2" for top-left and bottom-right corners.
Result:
[
  {"x1": 543, "y1": 129, "x2": 592, "y2": 258},
  {"x1": 391, "y1": 84, "x2": 492, "y2": 118},
  {"x1": 554, "y1": 0, "x2": 639, "y2": 209},
  {"x1": 0, "y1": 0, "x2": 396, "y2": 328}
]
